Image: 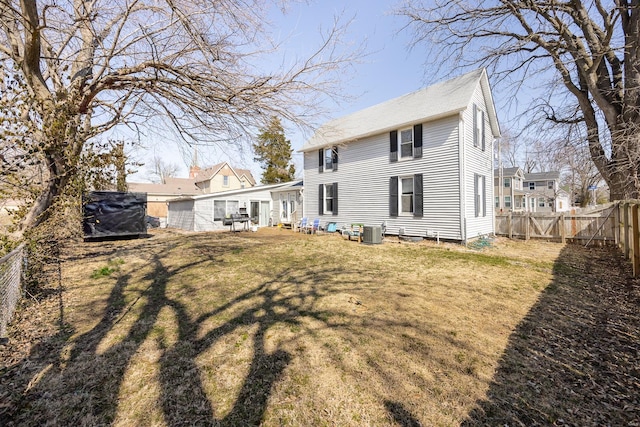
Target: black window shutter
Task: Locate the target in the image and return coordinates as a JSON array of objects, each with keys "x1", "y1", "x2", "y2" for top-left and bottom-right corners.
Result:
[
  {"x1": 390, "y1": 130, "x2": 398, "y2": 162},
  {"x1": 318, "y1": 149, "x2": 324, "y2": 173},
  {"x1": 333, "y1": 182, "x2": 338, "y2": 215},
  {"x1": 332, "y1": 146, "x2": 338, "y2": 171},
  {"x1": 414, "y1": 173, "x2": 423, "y2": 217},
  {"x1": 318, "y1": 184, "x2": 324, "y2": 215},
  {"x1": 389, "y1": 176, "x2": 398, "y2": 217},
  {"x1": 413, "y1": 124, "x2": 423, "y2": 158},
  {"x1": 474, "y1": 174, "x2": 479, "y2": 217},
  {"x1": 482, "y1": 175, "x2": 486, "y2": 217},
  {"x1": 481, "y1": 111, "x2": 486, "y2": 151},
  {"x1": 473, "y1": 104, "x2": 478, "y2": 147}
]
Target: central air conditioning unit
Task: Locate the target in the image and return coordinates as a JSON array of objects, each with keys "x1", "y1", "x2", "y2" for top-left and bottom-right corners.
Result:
[{"x1": 362, "y1": 225, "x2": 382, "y2": 244}]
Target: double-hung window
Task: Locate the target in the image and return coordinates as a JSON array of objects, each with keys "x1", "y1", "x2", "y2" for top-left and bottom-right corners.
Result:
[
  {"x1": 318, "y1": 146, "x2": 338, "y2": 172},
  {"x1": 390, "y1": 124, "x2": 423, "y2": 161},
  {"x1": 318, "y1": 183, "x2": 338, "y2": 215},
  {"x1": 400, "y1": 129, "x2": 413, "y2": 158},
  {"x1": 389, "y1": 174, "x2": 423, "y2": 217},
  {"x1": 547, "y1": 181, "x2": 554, "y2": 190},
  {"x1": 401, "y1": 177, "x2": 414, "y2": 214},
  {"x1": 474, "y1": 174, "x2": 486, "y2": 217},
  {"x1": 223, "y1": 175, "x2": 229, "y2": 187},
  {"x1": 528, "y1": 182, "x2": 535, "y2": 190},
  {"x1": 473, "y1": 104, "x2": 485, "y2": 151}
]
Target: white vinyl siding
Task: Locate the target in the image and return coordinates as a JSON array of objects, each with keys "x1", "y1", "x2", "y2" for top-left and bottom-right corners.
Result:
[
  {"x1": 167, "y1": 184, "x2": 299, "y2": 231},
  {"x1": 304, "y1": 115, "x2": 463, "y2": 240},
  {"x1": 464, "y1": 85, "x2": 494, "y2": 238}
]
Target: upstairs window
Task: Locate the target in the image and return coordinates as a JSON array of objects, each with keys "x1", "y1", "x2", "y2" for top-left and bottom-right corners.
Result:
[
  {"x1": 547, "y1": 181, "x2": 554, "y2": 190},
  {"x1": 473, "y1": 104, "x2": 486, "y2": 151},
  {"x1": 223, "y1": 175, "x2": 229, "y2": 187},
  {"x1": 324, "y1": 148, "x2": 333, "y2": 170},
  {"x1": 390, "y1": 124, "x2": 423, "y2": 162},
  {"x1": 318, "y1": 146, "x2": 338, "y2": 172},
  {"x1": 400, "y1": 129, "x2": 413, "y2": 158},
  {"x1": 528, "y1": 182, "x2": 535, "y2": 190},
  {"x1": 504, "y1": 178, "x2": 511, "y2": 188}
]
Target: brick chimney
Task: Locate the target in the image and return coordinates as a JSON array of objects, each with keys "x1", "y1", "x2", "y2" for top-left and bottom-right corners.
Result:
[{"x1": 189, "y1": 165, "x2": 201, "y2": 179}]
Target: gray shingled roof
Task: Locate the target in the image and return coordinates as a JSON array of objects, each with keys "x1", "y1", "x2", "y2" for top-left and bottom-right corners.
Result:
[
  {"x1": 524, "y1": 171, "x2": 560, "y2": 181},
  {"x1": 494, "y1": 167, "x2": 523, "y2": 177},
  {"x1": 300, "y1": 68, "x2": 500, "y2": 152}
]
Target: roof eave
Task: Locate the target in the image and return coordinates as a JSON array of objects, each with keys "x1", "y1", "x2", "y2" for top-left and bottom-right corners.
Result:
[{"x1": 299, "y1": 108, "x2": 466, "y2": 153}]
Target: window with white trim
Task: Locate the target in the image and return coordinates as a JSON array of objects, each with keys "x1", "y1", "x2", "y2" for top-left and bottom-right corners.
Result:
[
  {"x1": 325, "y1": 183, "x2": 334, "y2": 213},
  {"x1": 474, "y1": 174, "x2": 486, "y2": 217},
  {"x1": 504, "y1": 178, "x2": 511, "y2": 188},
  {"x1": 547, "y1": 181, "x2": 554, "y2": 190},
  {"x1": 528, "y1": 182, "x2": 535, "y2": 190},
  {"x1": 495, "y1": 197, "x2": 499, "y2": 208},
  {"x1": 401, "y1": 176, "x2": 414, "y2": 214},
  {"x1": 473, "y1": 104, "x2": 486, "y2": 151},
  {"x1": 223, "y1": 175, "x2": 229, "y2": 187},
  {"x1": 324, "y1": 148, "x2": 333, "y2": 171},
  {"x1": 505, "y1": 196, "x2": 512, "y2": 209},
  {"x1": 538, "y1": 198, "x2": 545, "y2": 207},
  {"x1": 400, "y1": 128, "x2": 413, "y2": 158}
]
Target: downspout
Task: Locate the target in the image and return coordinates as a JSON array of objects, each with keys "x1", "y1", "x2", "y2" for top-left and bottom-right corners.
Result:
[{"x1": 459, "y1": 112, "x2": 467, "y2": 243}]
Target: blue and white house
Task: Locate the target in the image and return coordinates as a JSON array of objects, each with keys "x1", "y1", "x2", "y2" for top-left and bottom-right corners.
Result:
[{"x1": 300, "y1": 69, "x2": 501, "y2": 242}]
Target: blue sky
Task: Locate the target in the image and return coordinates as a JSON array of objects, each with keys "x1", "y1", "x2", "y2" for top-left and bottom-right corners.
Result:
[{"x1": 128, "y1": 1, "x2": 489, "y2": 182}]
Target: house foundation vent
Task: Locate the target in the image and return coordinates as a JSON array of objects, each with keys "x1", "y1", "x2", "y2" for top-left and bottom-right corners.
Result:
[{"x1": 362, "y1": 226, "x2": 382, "y2": 244}]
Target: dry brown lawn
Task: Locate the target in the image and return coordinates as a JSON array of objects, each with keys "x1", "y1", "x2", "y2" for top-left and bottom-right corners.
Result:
[{"x1": 1, "y1": 228, "x2": 638, "y2": 426}]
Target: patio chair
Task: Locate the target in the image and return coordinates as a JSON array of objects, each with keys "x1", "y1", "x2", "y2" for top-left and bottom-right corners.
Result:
[
  {"x1": 298, "y1": 217, "x2": 308, "y2": 232},
  {"x1": 309, "y1": 218, "x2": 321, "y2": 234}
]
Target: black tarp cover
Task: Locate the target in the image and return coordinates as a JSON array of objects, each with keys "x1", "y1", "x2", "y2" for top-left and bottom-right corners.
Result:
[{"x1": 83, "y1": 191, "x2": 147, "y2": 238}]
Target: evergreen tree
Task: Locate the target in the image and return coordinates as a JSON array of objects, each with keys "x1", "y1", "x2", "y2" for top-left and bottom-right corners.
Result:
[{"x1": 253, "y1": 117, "x2": 296, "y2": 184}]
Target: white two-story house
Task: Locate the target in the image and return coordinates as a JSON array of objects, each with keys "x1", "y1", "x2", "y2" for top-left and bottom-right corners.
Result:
[
  {"x1": 300, "y1": 68, "x2": 501, "y2": 242},
  {"x1": 523, "y1": 171, "x2": 571, "y2": 212}
]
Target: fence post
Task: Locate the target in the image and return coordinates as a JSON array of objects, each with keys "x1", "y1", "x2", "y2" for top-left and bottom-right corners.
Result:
[
  {"x1": 508, "y1": 212, "x2": 513, "y2": 239},
  {"x1": 614, "y1": 202, "x2": 620, "y2": 246},
  {"x1": 560, "y1": 213, "x2": 566, "y2": 244},
  {"x1": 624, "y1": 202, "x2": 631, "y2": 260},
  {"x1": 525, "y1": 212, "x2": 530, "y2": 241},
  {"x1": 633, "y1": 204, "x2": 640, "y2": 276}
]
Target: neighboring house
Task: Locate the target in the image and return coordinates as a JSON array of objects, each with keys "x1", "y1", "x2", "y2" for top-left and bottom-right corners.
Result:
[
  {"x1": 190, "y1": 162, "x2": 256, "y2": 193},
  {"x1": 127, "y1": 162, "x2": 257, "y2": 223},
  {"x1": 494, "y1": 168, "x2": 571, "y2": 213},
  {"x1": 300, "y1": 68, "x2": 500, "y2": 242},
  {"x1": 523, "y1": 171, "x2": 571, "y2": 212},
  {"x1": 494, "y1": 167, "x2": 527, "y2": 212},
  {"x1": 128, "y1": 178, "x2": 200, "y2": 222},
  {"x1": 167, "y1": 180, "x2": 303, "y2": 232}
]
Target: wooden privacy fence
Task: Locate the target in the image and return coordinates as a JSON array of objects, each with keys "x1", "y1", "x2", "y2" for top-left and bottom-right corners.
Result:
[{"x1": 495, "y1": 201, "x2": 640, "y2": 276}]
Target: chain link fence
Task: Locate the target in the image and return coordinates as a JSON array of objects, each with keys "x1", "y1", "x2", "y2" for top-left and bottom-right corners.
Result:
[{"x1": 0, "y1": 244, "x2": 25, "y2": 341}]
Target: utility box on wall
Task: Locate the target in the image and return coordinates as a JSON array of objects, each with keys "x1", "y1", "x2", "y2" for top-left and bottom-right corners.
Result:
[
  {"x1": 362, "y1": 225, "x2": 382, "y2": 244},
  {"x1": 83, "y1": 191, "x2": 147, "y2": 239}
]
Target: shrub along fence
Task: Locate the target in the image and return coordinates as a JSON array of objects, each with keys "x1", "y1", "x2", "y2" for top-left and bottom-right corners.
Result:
[{"x1": 495, "y1": 201, "x2": 640, "y2": 276}]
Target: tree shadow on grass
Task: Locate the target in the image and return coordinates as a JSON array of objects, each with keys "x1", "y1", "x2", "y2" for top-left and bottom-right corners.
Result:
[
  {"x1": 1, "y1": 233, "x2": 353, "y2": 425},
  {"x1": 462, "y1": 244, "x2": 640, "y2": 426}
]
